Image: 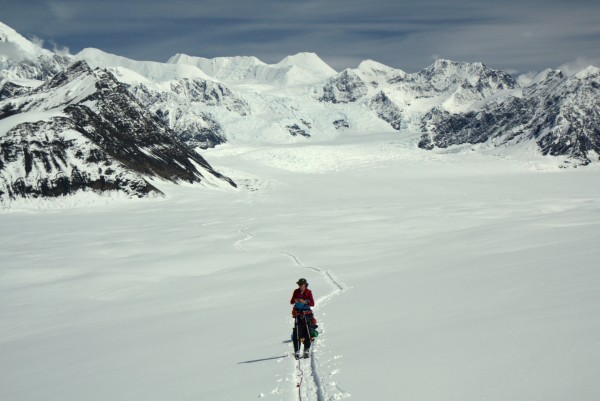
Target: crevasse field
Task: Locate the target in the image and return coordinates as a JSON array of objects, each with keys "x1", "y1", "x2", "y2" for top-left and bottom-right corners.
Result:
[{"x1": 1, "y1": 133, "x2": 600, "y2": 401}]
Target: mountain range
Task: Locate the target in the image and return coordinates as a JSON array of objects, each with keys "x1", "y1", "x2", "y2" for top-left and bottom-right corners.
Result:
[{"x1": 1, "y1": 21, "x2": 599, "y2": 204}]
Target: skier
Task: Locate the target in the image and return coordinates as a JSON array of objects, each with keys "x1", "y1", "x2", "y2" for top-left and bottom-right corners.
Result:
[{"x1": 290, "y1": 278, "x2": 316, "y2": 359}]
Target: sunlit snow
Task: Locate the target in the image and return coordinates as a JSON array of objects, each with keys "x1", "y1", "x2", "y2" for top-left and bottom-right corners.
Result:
[{"x1": 2, "y1": 133, "x2": 599, "y2": 401}]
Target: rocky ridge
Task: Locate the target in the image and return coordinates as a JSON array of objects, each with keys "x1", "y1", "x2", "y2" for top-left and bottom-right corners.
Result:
[
  {"x1": 0, "y1": 59, "x2": 236, "y2": 203},
  {"x1": 418, "y1": 67, "x2": 600, "y2": 164}
]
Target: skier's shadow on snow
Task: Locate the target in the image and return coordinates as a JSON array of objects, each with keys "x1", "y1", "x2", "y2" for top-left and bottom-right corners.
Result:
[
  {"x1": 236, "y1": 340, "x2": 293, "y2": 364},
  {"x1": 238, "y1": 355, "x2": 288, "y2": 364}
]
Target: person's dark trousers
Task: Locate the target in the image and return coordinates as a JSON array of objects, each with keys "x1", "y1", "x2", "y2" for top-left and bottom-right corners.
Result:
[{"x1": 292, "y1": 315, "x2": 312, "y2": 352}]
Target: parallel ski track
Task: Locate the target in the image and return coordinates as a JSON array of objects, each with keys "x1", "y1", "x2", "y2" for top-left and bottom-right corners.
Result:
[{"x1": 283, "y1": 252, "x2": 348, "y2": 401}]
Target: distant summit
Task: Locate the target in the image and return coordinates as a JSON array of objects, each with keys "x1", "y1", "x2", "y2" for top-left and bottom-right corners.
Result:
[
  {"x1": 0, "y1": 21, "x2": 54, "y2": 60},
  {"x1": 0, "y1": 22, "x2": 70, "y2": 83},
  {"x1": 168, "y1": 52, "x2": 337, "y2": 85}
]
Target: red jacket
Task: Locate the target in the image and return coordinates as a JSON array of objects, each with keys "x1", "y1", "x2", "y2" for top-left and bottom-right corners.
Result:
[{"x1": 290, "y1": 288, "x2": 315, "y2": 307}]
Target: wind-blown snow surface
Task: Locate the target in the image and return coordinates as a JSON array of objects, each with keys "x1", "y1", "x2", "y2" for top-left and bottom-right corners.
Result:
[{"x1": 2, "y1": 133, "x2": 600, "y2": 401}]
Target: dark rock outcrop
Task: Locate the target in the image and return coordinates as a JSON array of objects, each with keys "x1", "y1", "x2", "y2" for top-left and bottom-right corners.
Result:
[
  {"x1": 419, "y1": 67, "x2": 600, "y2": 164},
  {"x1": 370, "y1": 91, "x2": 402, "y2": 130},
  {"x1": 0, "y1": 60, "x2": 236, "y2": 202},
  {"x1": 320, "y1": 70, "x2": 368, "y2": 103}
]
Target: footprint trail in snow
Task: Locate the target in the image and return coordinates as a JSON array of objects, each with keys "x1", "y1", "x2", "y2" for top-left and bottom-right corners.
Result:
[
  {"x1": 233, "y1": 228, "x2": 349, "y2": 400},
  {"x1": 283, "y1": 252, "x2": 350, "y2": 401}
]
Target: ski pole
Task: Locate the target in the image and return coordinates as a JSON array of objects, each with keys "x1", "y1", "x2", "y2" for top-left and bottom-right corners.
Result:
[{"x1": 295, "y1": 316, "x2": 301, "y2": 356}]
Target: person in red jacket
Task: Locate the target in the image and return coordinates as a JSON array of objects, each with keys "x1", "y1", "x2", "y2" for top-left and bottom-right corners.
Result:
[
  {"x1": 290, "y1": 278, "x2": 316, "y2": 359},
  {"x1": 290, "y1": 278, "x2": 315, "y2": 310}
]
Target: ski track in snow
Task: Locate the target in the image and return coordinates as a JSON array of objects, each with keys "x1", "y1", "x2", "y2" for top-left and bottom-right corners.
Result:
[
  {"x1": 283, "y1": 252, "x2": 350, "y2": 401},
  {"x1": 234, "y1": 229, "x2": 254, "y2": 252},
  {"x1": 233, "y1": 227, "x2": 349, "y2": 400},
  {"x1": 283, "y1": 252, "x2": 347, "y2": 306}
]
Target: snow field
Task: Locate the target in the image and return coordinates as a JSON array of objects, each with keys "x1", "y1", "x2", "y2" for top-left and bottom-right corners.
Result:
[{"x1": 2, "y1": 133, "x2": 600, "y2": 400}]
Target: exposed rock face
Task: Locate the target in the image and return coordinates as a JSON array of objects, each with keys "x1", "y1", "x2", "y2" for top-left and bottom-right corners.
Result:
[
  {"x1": 333, "y1": 119, "x2": 349, "y2": 129},
  {"x1": 419, "y1": 67, "x2": 600, "y2": 165},
  {"x1": 320, "y1": 70, "x2": 369, "y2": 104},
  {"x1": 0, "y1": 61, "x2": 236, "y2": 202},
  {"x1": 0, "y1": 118, "x2": 156, "y2": 199},
  {"x1": 318, "y1": 59, "x2": 517, "y2": 131},
  {"x1": 0, "y1": 54, "x2": 71, "y2": 83},
  {"x1": 0, "y1": 81, "x2": 31, "y2": 100},
  {"x1": 128, "y1": 78, "x2": 250, "y2": 149},
  {"x1": 370, "y1": 91, "x2": 402, "y2": 131},
  {"x1": 394, "y1": 59, "x2": 518, "y2": 96},
  {"x1": 286, "y1": 124, "x2": 311, "y2": 138}
]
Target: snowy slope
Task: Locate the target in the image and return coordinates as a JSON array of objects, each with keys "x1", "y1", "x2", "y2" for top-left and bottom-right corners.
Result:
[
  {"x1": 0, "y1": 21, "x2": 54, "y2": 60},
  {"x1": 2, "y1": 134, "x2": 599, "y2": 401},
  {"x1": 2, "y1": 20, "x2": 600, "y2": 401}
]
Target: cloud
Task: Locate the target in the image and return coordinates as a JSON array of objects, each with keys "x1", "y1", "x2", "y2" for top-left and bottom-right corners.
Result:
[
  {"x1": 29, "y1": 35, "x2": 45, "y2": 49},
  {"x1": 50, "y1": 40, "x2": 71, "y2": 56},
  {"x1": 0, "y1": 41, "x2": 25, "y2": 60},
  {"x1": 558, "y1": 56, "x2": 600, "y2": 76},
  {"x1": 1, "y1": 0, "x2": 599, "y2": 74}
]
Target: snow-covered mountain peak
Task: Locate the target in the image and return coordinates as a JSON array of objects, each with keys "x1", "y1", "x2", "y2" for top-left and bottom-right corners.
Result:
[
  {"x1": 354, "y1": 60, "x2": 406, "y2": 85},
  {"x1": 41, "y1": 59, "x2": 94, "y2": 89},
  {"x1": 423, "y1": 59, "x2": 496, "y2": 79},
  {"x1": 168, "y1": 53, "x2": 265, "y2": 73},
  {"x1": 3, "y1": 60, "x2": 103, "y2": 113},
  {"x1": 0, "y1": 21, "x2": 54, "y2": 60},
  {"x1": 537, "y1": 69, "x2": 565, "y2": 82},
  {"x1": 167, "y1": 53, "x2": 266, "y2": 82},
  {"x1": 522, "y1": 69, "x2": 566, "y2": 98},
  {"x1": 437, "y1": 58, "x2": 482, "y2": 68},
  {"x1": 275, "y1": 52, "x2": 336, "y2": 74},
  {"x1": 517, "y1": 68, "x2": 560, "y2": 87},
  {"x1": 76, "y1": 47, "x2": 125, "y2": 64},
  {"x1": 76, "y1": 48, "x2": 214, "y2": 83},
  {"x1": 168, "y1": 52, "x2": 335, "y2": 86},
  {"x1": 415, "y1": 58, "x2": 518, "y2": 94},
  {"x1": 357, "y1": 59, "x2": 395, "y2": 73},
  {"x1": 574, "y1": 65, "x2": 600, "y2": 80},
  {"x1": 272, "y1": 52, "x2": 337, "y2": 85}
]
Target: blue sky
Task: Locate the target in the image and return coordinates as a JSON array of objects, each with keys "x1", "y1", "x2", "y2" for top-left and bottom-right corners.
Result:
[{"x1": 2, "y1": 0, "x2": 599, "y2": 73}]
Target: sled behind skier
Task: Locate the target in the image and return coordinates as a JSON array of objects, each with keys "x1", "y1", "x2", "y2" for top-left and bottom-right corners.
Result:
[{"x1": 290, "y1": 278, "x2": 318, "y2": 359}]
